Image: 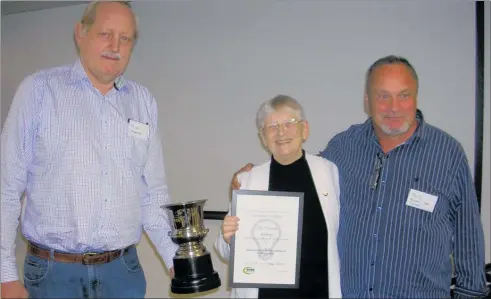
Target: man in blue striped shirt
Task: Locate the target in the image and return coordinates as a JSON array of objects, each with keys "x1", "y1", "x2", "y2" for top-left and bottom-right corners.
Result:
[
  {"x1": 1, "y1": 1, "x2": 177, "y2": 298},
  {"x1": 321, "y1": 55, "x2": 488, "y2": 298},
  {"x1": 232, "y1": 55, "x2": 489, "y2": 298}
]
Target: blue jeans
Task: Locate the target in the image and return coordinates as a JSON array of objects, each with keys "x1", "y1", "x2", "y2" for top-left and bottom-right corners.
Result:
[{"x1": 23, "y1": 245, "x2": 146, "y2": 298}]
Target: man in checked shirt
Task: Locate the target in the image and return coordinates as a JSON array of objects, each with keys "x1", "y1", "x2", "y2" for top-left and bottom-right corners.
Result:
[
  {"x1": 231, "y1": 55, "x2": 489, "y2": 298},
  {"x1": 1, "y1": 1, "x2": 177, "y2": 298}
]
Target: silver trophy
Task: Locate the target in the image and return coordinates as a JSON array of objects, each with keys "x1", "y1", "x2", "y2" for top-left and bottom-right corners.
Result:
[{"x1": 161, "y1": 199, "x2": 221, "y2": 294}]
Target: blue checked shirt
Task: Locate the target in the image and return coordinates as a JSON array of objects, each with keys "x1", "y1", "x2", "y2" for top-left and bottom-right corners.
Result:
[
  {"x1": 1, "y1": 59, "x2": 178, "y2": 282},
  {"x1": 321, "y1": 110, "x2": 489, "y2": 298}
]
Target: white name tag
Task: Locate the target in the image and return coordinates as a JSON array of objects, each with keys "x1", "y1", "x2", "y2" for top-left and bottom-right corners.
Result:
[
  {"x1": 406, "y1": 188, "x2": 438, "y2": 213},
  {"x1": 128, "y1": 119, "x2": 149, "y2": 140}
]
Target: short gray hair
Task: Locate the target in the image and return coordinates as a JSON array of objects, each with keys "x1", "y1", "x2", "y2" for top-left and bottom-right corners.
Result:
[
  {"x1": 256, "y1": 95, "x2": 306, "y2": 131},
  {"x1": 75, "y1": 1, "x2": 138, "y2": 53},
  {"x1": 81, "y1": 1, "x2": 138, "y2": 38},
  {"x1": 365, "y1": 55, "x2": 419, "y2": 93}
]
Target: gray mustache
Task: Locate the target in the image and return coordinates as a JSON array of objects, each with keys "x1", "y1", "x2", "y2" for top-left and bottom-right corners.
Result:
[{"x1": 101, "y1": 52, "x2": 121, "y2": 60}]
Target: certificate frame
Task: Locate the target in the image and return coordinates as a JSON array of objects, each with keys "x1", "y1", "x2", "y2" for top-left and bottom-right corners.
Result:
[{"x1": 228, "y1": 189, "x2": 304, "y2": 289}]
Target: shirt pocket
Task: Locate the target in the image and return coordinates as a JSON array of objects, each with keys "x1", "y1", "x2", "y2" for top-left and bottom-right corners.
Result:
[
  {"x1": 126, "y1": 136, "x2": 150, "y2": 170},
  {"x1": 404, "y1": 178, "x2": 451, "y2": 232}
]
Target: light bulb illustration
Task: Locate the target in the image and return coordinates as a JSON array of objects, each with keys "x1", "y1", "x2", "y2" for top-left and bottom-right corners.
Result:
[{"x1": 251, "y1": 219, "x2": 281, "y2": 261}]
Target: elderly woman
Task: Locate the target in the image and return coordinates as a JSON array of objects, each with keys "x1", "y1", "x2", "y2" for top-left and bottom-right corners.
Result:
[{"x1": 214, "y1": 95, "x2": 341, "y2": 298}]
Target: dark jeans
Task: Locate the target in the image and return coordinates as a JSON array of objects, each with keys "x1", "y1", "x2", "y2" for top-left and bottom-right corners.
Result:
[{"x1": 23, "y1": 245, "x2": 146, "y2": 298}]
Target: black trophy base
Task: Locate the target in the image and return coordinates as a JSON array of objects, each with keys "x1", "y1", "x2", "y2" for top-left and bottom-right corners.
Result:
[{"x1": 171, "y1": 253, "x2": 221, "y2": 294}]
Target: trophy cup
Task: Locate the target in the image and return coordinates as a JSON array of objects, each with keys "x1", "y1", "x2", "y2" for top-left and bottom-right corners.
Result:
[{"x1": 161, "y1": 199, "x2": 221, "y2": 294}]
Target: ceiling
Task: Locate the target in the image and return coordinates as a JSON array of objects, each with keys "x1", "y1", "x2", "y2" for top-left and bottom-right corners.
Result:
[{"x1": 1, "y1": 1, "x2": 88, "y2": 16}]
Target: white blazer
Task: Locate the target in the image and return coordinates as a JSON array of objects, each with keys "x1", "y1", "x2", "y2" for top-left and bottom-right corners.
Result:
[{"x1": 214, "y1": 153, "x2": 342, "y2": 298}]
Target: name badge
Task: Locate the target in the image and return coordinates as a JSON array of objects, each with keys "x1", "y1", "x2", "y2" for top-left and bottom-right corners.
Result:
[
  {"x1": 405, "y1": 188, "x2": 438, "y2": 213},
  {"x1": 128, "y1": 119, "x2": 149, "y2": 140}
]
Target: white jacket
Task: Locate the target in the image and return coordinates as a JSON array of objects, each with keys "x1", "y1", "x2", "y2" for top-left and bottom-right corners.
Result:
[{"x1": 214, "y1": 153, "x2": 342, "y2": 298}]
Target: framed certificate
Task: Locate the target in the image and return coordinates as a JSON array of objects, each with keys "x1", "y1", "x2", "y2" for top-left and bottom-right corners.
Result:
[{"x1": 229, "y1": 189, "x2": 304, "y2": 289}]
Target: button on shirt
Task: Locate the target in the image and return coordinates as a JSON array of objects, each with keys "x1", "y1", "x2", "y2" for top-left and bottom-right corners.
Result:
[
  {"x1": 1, "y1": 59, "x2": 178, "y2": 282},
  {"x1": 321, "y1": 110, "x2": 489, "y2": 298}
]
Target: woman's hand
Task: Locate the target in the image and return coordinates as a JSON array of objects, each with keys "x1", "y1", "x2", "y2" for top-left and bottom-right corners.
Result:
[{"x1": 222, "y1": 216, "x2": 240, "y2": 244}]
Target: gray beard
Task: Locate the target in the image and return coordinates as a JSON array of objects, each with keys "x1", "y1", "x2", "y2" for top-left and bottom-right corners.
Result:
[{"x1": 380, "y1": 121, "x2": 411, "y2": 136}]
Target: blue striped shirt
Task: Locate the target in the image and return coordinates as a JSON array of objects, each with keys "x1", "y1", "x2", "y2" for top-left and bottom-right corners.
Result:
[
  {"x1": 321, "y1": 110, "x2": 489, "y2": 298},
  {"x1": 1, "y1": 59, "x2": 178, "y2": 282}
]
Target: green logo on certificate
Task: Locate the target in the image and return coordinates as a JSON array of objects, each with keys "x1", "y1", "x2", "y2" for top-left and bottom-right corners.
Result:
[{"x1": 243, "y1": 267, "x2": 255, "y2": 274}]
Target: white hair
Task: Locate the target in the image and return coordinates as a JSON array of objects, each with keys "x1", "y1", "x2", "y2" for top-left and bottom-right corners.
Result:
[{"x1": 256, "y1": 95, "x2": 306, "y2": 131}]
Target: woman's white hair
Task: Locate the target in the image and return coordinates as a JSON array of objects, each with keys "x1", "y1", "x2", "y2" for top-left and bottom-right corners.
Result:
[{"x1": 256, "y1": 95, "x2": 306, "y2": 131}]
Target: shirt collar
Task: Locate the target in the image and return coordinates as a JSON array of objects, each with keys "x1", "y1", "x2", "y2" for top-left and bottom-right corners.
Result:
[
  {"x1": 366, "y1": 109, "x2": 428, "y2": 145},
  {"x1": 410, "y1": 109, "x2": 428, "y2": 142},
  {"x1": 68, "y1": 58, "x2": 127, "y2": 90}
]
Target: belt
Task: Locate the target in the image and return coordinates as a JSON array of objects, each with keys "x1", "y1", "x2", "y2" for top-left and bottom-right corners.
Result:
[{"x1": 27, "y1": 242, "x2": 132, "y2": 265}]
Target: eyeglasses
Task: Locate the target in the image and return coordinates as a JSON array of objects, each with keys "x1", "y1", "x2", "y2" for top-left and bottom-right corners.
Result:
[
  {"x1": 262, "y1": 118, "x2": 301, "y2": 135},
  {"x1": 370, "y1": 153, "x2": 385, "y2": 190}
]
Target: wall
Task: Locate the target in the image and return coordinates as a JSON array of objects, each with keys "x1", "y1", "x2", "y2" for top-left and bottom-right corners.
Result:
[
  {"x1": 1, "y1": 1, "x2": 489, "y2": 298},
  {"x1": 1, "y1": 1, "x2": 480, "y2": 212}
]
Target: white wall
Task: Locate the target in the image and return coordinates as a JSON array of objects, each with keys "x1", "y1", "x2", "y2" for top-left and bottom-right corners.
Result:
[
  {"x1": 1, "y1": 1, "x2": 489, "y2": 298},
  {"x1": 1, "y1": 1, "x2": 480, "y2": 212}
]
